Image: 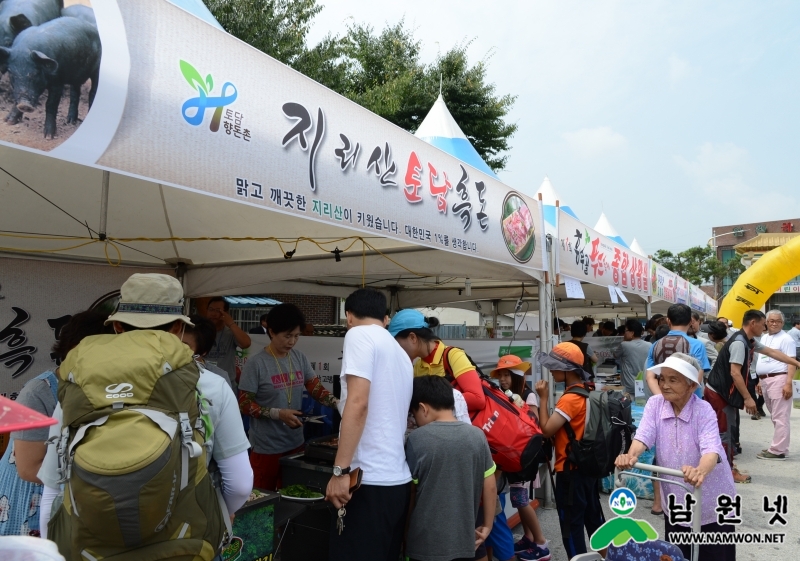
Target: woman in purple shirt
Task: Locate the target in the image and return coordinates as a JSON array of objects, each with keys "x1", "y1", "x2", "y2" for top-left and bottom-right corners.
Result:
[{"x1": 616, "y1": 353, "x2": 736, "y2": 561}]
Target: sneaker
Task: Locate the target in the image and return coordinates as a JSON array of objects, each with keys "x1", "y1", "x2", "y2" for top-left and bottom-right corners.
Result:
[
  {"x1": 732, "y1": 468, "x2": 752, "y2": 483},
  {"x1": 517, "y1": 543, "x2": 552, "y2": 561},
  {"x1": 751, "y1": 414, "x2": 760, "y2": 420},
  {"x1": 514, "y1": 536, "x2": 534, "y2": 553},
  {"x1": 758, "y1": 408, "x2": 767, "y2": 417},
  {"x1": 757, "y1": 451, "x2": 786, "y2": 461}
]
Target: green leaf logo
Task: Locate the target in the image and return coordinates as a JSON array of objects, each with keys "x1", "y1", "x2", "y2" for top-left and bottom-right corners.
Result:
[
  {"x1": 590, "y1": 518, "x2": 658, "y2": 550},
  {"x1": 180, "y1": 60, "x2": 210, "y2": 95}
]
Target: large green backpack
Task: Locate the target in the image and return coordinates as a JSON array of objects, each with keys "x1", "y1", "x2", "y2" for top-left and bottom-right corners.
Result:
[{"x1": 49, "y1": 330, "x2": 230, "y2": 561}]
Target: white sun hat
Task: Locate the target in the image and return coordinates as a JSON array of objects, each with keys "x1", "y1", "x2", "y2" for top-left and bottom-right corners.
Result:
[{"x1": 648, "y1": 354, "x2": 700, "y2": 384}]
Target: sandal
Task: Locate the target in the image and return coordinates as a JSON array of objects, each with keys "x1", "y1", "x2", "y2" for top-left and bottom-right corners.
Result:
[{"x1": 651, "y1": 508, "x2": 664, "y2": 516}]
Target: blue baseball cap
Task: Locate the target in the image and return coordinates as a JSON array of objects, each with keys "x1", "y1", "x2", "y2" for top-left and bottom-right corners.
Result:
[{"x1": 387, "y1": 309, "x2": 429, "y2": 337}]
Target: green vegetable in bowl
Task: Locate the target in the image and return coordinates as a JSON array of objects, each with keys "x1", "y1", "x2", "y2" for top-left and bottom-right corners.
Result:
[{"x1": 281, "y1": 484, "x2": 323, "y2": 498}]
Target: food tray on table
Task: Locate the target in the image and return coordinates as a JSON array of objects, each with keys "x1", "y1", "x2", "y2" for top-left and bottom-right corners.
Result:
[
  {"x1": 305, "y1": 434, "x2": 339, "y2": 462},
  {"x1": 279, "y1": 484, "x2": 325, "y2": 502}
]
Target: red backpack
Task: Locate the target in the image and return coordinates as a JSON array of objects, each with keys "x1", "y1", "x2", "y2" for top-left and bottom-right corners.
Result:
[{"x1": 442, "y1": 347, "x2": 547, "y2": 482}]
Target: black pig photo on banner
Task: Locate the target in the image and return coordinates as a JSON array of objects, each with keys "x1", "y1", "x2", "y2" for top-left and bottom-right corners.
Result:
[{"x1": 0, "y1": 0, "x2": 99, "y2": 150}]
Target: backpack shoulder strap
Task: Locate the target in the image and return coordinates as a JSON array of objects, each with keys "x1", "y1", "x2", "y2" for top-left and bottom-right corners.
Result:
[
  {"x1": 560, "y1": 385, "x2": 590, "y2": 442},
  {"x1": 564, "y1": 385, "x2": 590, "y2": 399},
  {"x1": 441, "y1": 346, "x2": 456, "y2": 383}
]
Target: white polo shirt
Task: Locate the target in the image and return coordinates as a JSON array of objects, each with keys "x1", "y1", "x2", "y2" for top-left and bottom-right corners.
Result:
[{"x1": 755, "y1": 331, "x2": 795, "y2": 376}]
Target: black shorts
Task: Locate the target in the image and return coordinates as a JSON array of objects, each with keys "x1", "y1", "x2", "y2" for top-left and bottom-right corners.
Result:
[{"x1": 328, "y1": 483, "x2": 411, "y2": 561}]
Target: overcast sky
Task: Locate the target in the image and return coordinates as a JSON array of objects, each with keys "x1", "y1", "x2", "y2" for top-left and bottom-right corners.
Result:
[{"x1": 307, "y1": 0, "x2": 800, "y2": 254}]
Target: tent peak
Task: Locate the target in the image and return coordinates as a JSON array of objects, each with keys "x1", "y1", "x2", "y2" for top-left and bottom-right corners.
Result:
[
  {"x1": 594, "y1": 212, "x2": 630, "y2": 248},
  {"x1": 414, "y1": 94, "x2": 497, "y2": 178},
  {"x1": 630, "y1": 238, "x2": 647, "y2": 256}
]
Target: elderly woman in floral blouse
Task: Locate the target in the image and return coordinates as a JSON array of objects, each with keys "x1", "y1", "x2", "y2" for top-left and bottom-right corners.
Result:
[{"x1": 616, "y1": 353, "x2": 736, "y2": 561}]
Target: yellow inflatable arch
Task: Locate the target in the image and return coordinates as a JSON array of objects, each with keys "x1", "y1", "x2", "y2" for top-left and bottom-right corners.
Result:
[{"x1": 718, "y1": 235, "x2": 800, "y2": 328}]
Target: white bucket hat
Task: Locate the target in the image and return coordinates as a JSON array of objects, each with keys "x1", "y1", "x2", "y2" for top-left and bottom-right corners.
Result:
[
  {"x1": 648, "y1": 355, "x2": 700, "y2": 385},
  {"x1": 105, "y1": 273, "x2": 193, "y2": 328}
]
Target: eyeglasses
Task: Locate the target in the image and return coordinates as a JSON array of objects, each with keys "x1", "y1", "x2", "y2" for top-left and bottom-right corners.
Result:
[{"x1": 767, "y1": 320, "x2": 783, "y2": 324}]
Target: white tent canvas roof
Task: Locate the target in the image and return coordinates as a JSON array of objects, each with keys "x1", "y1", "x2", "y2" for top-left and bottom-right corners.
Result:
[{"x1": 0, "y1": 0, "x2": 547, "y2": 305}]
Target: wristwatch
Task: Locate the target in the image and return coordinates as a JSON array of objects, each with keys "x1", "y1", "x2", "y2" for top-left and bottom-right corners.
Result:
[{"x1": 332, "y1": 465, "x2": 351, "y2": 477}]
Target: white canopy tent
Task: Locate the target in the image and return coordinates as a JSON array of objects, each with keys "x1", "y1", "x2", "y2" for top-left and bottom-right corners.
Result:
[{"x1": 0, "y1": 0, "x2": 548, "y2": 310}]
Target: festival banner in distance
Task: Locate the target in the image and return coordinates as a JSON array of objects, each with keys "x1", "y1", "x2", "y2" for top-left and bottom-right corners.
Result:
[
  {"x1": 674, "y1": 277, "x2": 689, "y2": 305},
  {"x1": 689, "y1": 284, "x2": 707, "y2": 313},
  {"x1": 0, "y1": 0, "x2": 546, "y2": 273},
  {"x1": 705, "y1": 294, "x2": 718, "y2": 317},
  {"x1": 650, "y1": 262, "x2": 677, "y2": 303},
  {"x1": 557, "y1": 210, "x2": 650, "y2": 298}
]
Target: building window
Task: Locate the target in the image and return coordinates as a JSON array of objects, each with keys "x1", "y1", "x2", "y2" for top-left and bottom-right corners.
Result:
[{"x1": 720, "y1": 249, "x2": 738, "y2": 296}]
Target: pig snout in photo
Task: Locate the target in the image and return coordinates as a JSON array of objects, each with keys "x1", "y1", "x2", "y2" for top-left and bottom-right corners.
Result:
[{"x1": 0, "y1": 15, "x2": 101, "y2": 139}]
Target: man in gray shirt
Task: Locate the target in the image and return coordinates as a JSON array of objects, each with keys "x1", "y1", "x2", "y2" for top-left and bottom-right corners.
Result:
[
  {"x1": 205, "y1": 296, "x2": 251, "y2": 396},
  {"x1": 789, "y1": 319, "x2": 800, "y2": 359},
  {"x1": 405, "y1": 376, "x2": 496, "y2": 561},
  {"x1": 614, "y1": 320, "x2": 651, "y2": 398}
]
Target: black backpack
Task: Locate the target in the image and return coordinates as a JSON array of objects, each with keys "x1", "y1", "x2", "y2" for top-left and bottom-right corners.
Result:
[{"x1": 562, "y1": 385, "x2": 635, "y2": 478}]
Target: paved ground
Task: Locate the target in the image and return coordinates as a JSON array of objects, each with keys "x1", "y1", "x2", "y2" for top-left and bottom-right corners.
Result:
[{"x1": 516, "y1": 404, "x2": 800, "y2": 560}]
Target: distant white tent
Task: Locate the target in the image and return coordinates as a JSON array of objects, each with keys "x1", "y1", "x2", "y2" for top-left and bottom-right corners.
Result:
[
  {"x1": 415, "y1": 94, "x2": 497, "y2": 178},
  {"x1": 594, "y1": 212, "x2": 629, "y2": 248},
  {"x1": 630, "y1": 238, "x2": 647, "y2": 257},
  {"x1": 167, "y1": 0, "x2": 223, "y2": 29},
  {"x1": 535, "y1": 176, "x2": 579, "y2": 236}
]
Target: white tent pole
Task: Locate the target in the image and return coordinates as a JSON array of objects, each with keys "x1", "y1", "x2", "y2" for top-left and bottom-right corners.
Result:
[
  {"x1": 539, "y1": 234, "x2": 556, "y2": 509},
  {"x1": 645, "y1": 297, "x2": 652, "y2": 319},
  {"x1": 99, "y1": 170, "x2": 110, "y2": 241},
  {"x1": 492, "y1": 300, "x2": 499, "y2": 336}
]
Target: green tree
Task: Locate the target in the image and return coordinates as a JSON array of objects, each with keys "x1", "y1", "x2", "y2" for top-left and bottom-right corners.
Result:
[
  {"x1": 203, "y1": 1, "x2": 517, "y2": 171},
  {"x1": 653, "y1": 246, "x2": 744, "y2": 286},
  {"x1": 204, "y1": 0, "x2": 321, "y2": 66}
]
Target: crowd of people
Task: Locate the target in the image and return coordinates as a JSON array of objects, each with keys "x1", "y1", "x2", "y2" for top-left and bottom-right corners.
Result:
[{"x1": 1, "y1": 272, "x2": 800, "y2": 561}]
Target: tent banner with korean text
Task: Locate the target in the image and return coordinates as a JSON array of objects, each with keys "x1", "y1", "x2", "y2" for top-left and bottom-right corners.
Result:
[
  {"x1": 689, "y1": 284, "x2": 707, "y2": 313},
  {"x1": 705, "y1": 294, "x2": 718, "y2": 316},
  {"x1": 674, "y1": 277, "x2": 689, "y2": 305},
  {"x1": 556, "y1": 209, "x2": 650, "y2": 298},
  {"x1": 650, "y1": 262, "x2": 677, "y2": 303},
  {"x1": 0, "y1": 0, "x2": 546, "y2": 274}
]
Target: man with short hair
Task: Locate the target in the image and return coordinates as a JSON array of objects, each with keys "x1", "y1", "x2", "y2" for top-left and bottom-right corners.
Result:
[
  {"x1": 205, "y1": 296, "x2": 252, "y2": 396},
  {"x1": 754, "y1": 311, "x2": 797, "y2": 460},
  {"x1": 705, "y1": 310, "x2": 800, "y2": 482},
  {"x1": 788, "y1": 319, "x2": 800, "y2": 360},
  {"x1": 326, "y1": 289, "x2": 413, "y2": 561},
  {"x1": 249, "y1": 313, "x2": 269, "y2": 334},
  {"x1": 594, "y1": 321, "x2": 616, "y2": 337},
  {"x1": 688, "y1": 311, "x2": 702, "y2": 338},
  {"x1": 614, "y1": 320, "x2": 652, "y2": 399},
  {"x1": 567, "y1": 320, "x2": 598, "y2": 379},
  {"x1": 718, "y1": 316, "x2": 735, "y2": 338},
  {"x1": 644, "y1": 304, "x2": 710, "y2": 396}
]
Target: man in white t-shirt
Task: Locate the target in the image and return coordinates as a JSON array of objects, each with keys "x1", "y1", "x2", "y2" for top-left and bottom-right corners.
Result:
[
  {"x1": 326, "y1": 288, "x2": 413, "y2": 561},
  {"x1": 755, "y1": 310, "x2": 797, "y2": 460}
]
